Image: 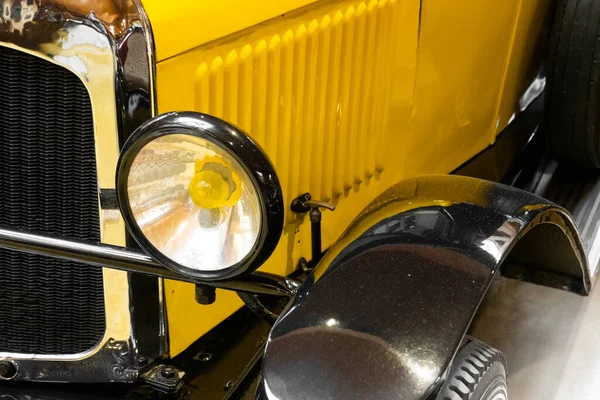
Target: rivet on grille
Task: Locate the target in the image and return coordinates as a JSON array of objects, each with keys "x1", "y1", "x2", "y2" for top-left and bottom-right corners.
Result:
[{"x1": 0, "y1": 359, "x2": 18, "y2": 380}]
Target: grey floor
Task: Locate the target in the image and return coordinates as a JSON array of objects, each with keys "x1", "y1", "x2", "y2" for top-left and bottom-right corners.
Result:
[{"x1": 471, "y1": 277, "x2": 600, "y2": 399}]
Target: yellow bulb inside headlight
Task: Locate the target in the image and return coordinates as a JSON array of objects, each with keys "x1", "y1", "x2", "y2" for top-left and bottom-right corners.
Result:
[
  {"x1": 188, "y1": 156, "x2": 242, "y2": 209},
  {"x1": 126, "y1": 133, "x2": 262, "y2": 273}
]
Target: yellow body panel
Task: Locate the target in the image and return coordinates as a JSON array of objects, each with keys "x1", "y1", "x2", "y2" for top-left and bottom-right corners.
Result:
[
  {"x1": 146, "y1": 0, "x2": 550, "y2": 356},
  {"x1": 142, "y1": 0, "x2": 317, "y2": 61},
  {"x1": 404, "y1": 0, "x2": 518, "y2": 177}
]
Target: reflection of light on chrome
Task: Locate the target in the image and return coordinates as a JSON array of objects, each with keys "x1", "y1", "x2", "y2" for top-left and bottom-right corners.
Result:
[
  {"x1": 54, "y1": 55, "x2": 88, "y2": 76},
  {"x1": 180, "y1": 116, "x2": 213, "y2": 131},
  {"x1": 168, "y1": 207, "x2": 233, "y2": 271},
  {"x1": 479, "y1": 239, "x2": 503, "y2": 263},
  {"x1": 4, "y1": 0, "x2": 37, "y2": 33},
  {"x1": 51, "y1": 25, "x2": 111, "y2": 77},
  {"x1": 479, "y1": 221, "x2": 520, "y2": 262},
  {"x1": 276, "y1": 304, "x2": 299, "y2": 325},
  {"x1": 325, "y1": 318, "x2": 338, "y2": 327},
  {"x1": 61, "y1": 25, "x2": 111, "y2": 49},
  {"x1": 519, "y1": 74, "x2": 546, "y2": 111},
  {"x1": 263, "y1": 380, "x2": 281, "y2": 400},
  {"x1": 136, "y1": 202, "x2": 178, "y2": 227}
]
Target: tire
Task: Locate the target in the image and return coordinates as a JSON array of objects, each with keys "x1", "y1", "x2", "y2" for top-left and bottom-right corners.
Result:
[
  {"x1": 436, "y1": 339, "x2": 508, "y2": 400},
  {"x1": 546, "y1": 0, "x2": 600, "y2": 169}
]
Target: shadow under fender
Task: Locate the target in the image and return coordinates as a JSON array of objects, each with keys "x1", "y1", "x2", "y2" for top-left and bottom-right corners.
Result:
[{"x1": 260, "y1": 175, "x2": 591, "y2": 400}]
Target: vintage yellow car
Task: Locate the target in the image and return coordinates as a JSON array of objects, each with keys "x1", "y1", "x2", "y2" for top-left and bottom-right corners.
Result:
[{"x1": 0, "y1": 0, "x2": 598, "y2": 398}]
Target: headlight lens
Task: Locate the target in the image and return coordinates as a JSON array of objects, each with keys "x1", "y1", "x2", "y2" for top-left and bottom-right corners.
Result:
[
  {"x1": 117, "y1": 112, "x2": 284, "y2": 281},
  {"x1": 127, "y1": 134, "x2": 261, "y2": 272}
]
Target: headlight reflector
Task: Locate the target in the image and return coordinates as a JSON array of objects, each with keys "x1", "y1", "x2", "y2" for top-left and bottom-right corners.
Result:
[
  {"x1": 117, "y1": 112, "x2": 284, "y2": 280},
  {"x1": 127, "y1": 133, "x2": 261, "y2": 272}
]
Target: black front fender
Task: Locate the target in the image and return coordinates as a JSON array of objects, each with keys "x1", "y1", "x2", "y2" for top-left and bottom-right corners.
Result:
[{"x1": 260, "y1": 175, "x2": 590, "y2": 400}]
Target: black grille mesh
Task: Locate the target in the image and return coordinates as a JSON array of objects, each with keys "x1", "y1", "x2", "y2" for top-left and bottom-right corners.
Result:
[{"x1": 0, "y1": 46, "x2": 106, "y2": 354}]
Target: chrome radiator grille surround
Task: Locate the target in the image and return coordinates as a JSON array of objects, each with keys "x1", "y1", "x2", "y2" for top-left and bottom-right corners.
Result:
[
  {"x1": 0, "y1": 0, "x2": 161, "y2": 383},
  {"x1": 0, "y1": 46, "x2": 105, "y2": 355},
  {"x1": 0, "y1": 0, "x2": 164, "y2": 382}
]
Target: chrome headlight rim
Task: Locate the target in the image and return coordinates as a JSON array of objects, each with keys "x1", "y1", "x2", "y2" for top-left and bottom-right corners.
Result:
[{"x1": 116, "y1": 112, "x2": 284, "y2": 281}]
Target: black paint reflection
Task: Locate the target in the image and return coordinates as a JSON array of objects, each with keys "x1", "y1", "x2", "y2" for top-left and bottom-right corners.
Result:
[{"x1": 260, "y1": 175, "x2": 590, "y2": 400}]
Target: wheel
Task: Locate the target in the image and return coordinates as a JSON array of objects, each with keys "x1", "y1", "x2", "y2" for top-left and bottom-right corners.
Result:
[
  {"x1": 546, "y1": 0, "x2": 600, "y2": 168},
  {"x1": 436, "y1": 339, "x2": 508, "y2": 400}
]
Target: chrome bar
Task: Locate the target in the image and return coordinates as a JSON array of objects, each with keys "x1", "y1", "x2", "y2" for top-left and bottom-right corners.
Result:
[{"x1": 0, "y1": 226, "x2": 298, "y2": 297}]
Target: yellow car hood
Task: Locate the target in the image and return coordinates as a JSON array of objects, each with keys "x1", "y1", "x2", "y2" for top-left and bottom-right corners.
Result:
[{"x1": 142, "y1": 0, "x2": 317, "y2": 61}]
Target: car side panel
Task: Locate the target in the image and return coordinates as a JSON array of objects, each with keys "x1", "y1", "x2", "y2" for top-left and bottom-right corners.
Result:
[{"x1": 152, "y1": 0, "x2": 551, "y2": 356}]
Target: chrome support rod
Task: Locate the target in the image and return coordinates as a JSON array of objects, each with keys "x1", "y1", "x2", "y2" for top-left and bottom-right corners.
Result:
[{"x1": 0, "y1": 226, "x2": 299, "y2": 298}]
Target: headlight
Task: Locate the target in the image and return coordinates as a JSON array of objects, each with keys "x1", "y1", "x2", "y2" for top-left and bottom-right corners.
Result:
[{"x1": 116, "y1": 112, "x2": 284, "y2": 281}]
